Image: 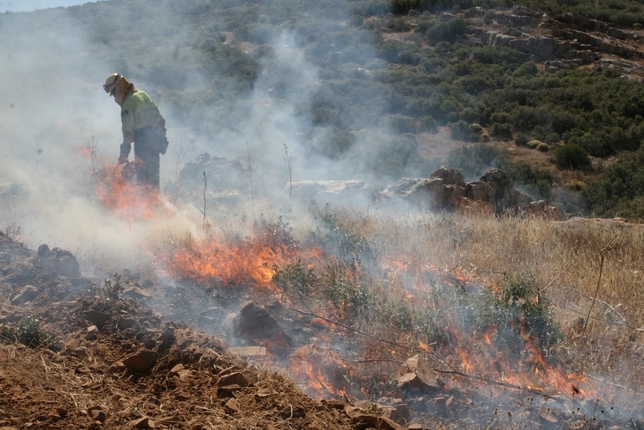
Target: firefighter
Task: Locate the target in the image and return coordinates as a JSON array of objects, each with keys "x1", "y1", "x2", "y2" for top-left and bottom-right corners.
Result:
[{"x1": 103, "y1": 73, "x2": 168, "y2": 189}]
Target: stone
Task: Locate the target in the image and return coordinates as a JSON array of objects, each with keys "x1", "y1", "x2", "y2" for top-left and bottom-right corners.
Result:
[
  {"x1": 132, "y1": 417, "x2": 155, "y2": 429},
  {"x1": 224, "y1": 398, "x2": 240, "y2": 415},
  {"x1": 429, "y1": 166, "x2": 465, "y2": 186},
  {"x1": 107, "y1": 361, "x2": 126, "y2": 373},
  {"x1": 232, "y1": 302, "x2": 292, "y2": 358},
  {"x1": 117, "y1": 316, "x2": 136, "y2": 330},
  {"x1": 88, "y1": 407, "x2": 106, "y2": 423},
  {"x1": 277, "y1": 405, "x2": 306, "y2": 419},
  {"x1": 228, "y1": 346, "x2": 267, "y2": 357},
  {"x1": 123, "y1": 351, "x2": 158, "y2": 373},
  {"x1": 34, "y1": 245, "x2": 80, "y2": 278},
  {"x1": 169, "y1": 363, "x2": 184, "y2": 374},
  {"x1": 350, "y1": 413, "x2": 401, "y2": 430},
  {"x1": 10, "y1": 285, "x2": 38, "y2": 306},
  {"x1": 85, "y1": 311, "x2": 110, "y2": 329},
  {"x1": 217, "y1": 372, "x2": 249, "y2": 387},
  {"x1": 86, "y1": 325, "x2": 99, "y2": 340}
]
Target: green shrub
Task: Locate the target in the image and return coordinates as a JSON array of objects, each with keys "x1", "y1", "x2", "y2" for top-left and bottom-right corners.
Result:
[
  {"x1": 515, "y1": 132, "x2": 529, "y2": 146},
  {"x1": 553, "y1": 143, "x2": 591, "y2": 170},
  {"x1": 0, "y1": 317, "x2": 61, "y2": 351},
  {"x1": 446, "y1": 143, "x2": 503, "y2": 179},
  {"x1": 273, "y1": 260, "x2": 317, "y2": 294},
  {"x1": 537, "y1": 142, "x2": 550, "y2": 152},
  {"x1": 448, "y1": 120, "x2": 470, "y2": 140},
  {"x1": 527, "y1": 139, "x2": 541, "y2": 149},
  {"x1": 489, "y1": 122, "x2": 513, "y2": 140}
]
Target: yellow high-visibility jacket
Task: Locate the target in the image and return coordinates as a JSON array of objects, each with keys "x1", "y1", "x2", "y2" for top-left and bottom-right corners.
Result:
[{"x1": 120, "y1": 90, "x2": 165, "y2": 144}]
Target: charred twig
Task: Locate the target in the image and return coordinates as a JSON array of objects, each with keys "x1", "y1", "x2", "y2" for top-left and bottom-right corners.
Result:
[
  {"x1": 282, "y1": 143, "x2": 293, "y2": 211},
  {"x1": 288, "y1": 308, "x2": 409, "y2": 349},
  {"x1": 537, "y1": 262, "x2": 573, "y2": 298},
  {"x1": 351, "y1": 358, "x2": 405, "y2": 365},
  {"x1": 582, "y1": 373, "x2": 640, "y2": 395},
  {"x1": 195, "y1": 171, "x2": 210, "y2": 231},
  {"x1": 582, "y1": 237, "x2": 620, "y2": 336},
  {"x1": 577, "y1": 291, "x2": 626, "y2": 322},
  {"x1": 434, "y1": 369, "x2": 559, "y2": 400},
  {"x1": 246, "y1": 141, "x2": 255, "y2": 223},
  {"x1": 556, "y1": 304, "x2": 643, "y2": 331}
]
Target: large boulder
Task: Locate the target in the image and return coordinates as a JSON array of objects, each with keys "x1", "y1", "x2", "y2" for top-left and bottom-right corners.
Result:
[
  {"x1": 381, "y1": 167, "x2": 561, "y2": 218},
  {"x1": 289, "y1": 180, "x2": 374, "y2": 205}
]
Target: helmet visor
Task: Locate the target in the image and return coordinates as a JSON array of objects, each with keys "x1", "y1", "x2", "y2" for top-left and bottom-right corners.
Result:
[{"x1": 103, "y1": 74, "x2": 120, "y2": 94}]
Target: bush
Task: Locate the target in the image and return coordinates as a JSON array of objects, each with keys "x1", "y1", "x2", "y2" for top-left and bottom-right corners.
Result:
[
  {"x1": 537, "y1": 142, "x2": 550, "y2": 152},
  {"x1": 446, "y1": 143, "x2": 503, "y2": 179},
  {"x1": 489, "y1": 122, "x2": 513, "y2": 140},
  {"x1": 515, "y1": 132, "x2": 529, "y2": 146},
  {"x1": 448, "y1": 120, "x2": 470, "y2": 140},
  {"x1": 0, "y1": 317, "x2": 61, "y2": 351},
  {"x1": 553, "y1": 143, "x2": 591, "y2": 170}
]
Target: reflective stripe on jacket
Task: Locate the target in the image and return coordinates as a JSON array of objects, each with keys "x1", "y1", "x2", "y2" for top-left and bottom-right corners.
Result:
[{"x1": 121, "y1": 90, "x2": 165, "y2": 144}]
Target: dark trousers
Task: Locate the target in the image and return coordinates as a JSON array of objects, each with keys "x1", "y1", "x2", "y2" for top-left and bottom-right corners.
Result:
[
  {"x1": 133, "y1": 127, "x2": 167, "y2": 189},
  {"x1": 134, "y1": 140, "x2": 160, "y2": 188}
]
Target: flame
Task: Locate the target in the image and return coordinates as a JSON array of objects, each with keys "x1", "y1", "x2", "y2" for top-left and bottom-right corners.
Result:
[
  {"x1": 158, "y1": 234, "x2": 322, "y2": 292},
  {"x1": 94, "y1": 162, "x2": 165, "y2": 220},
  {"x1": 287, "y1": 344, "x2": 351, "y2": 398}
]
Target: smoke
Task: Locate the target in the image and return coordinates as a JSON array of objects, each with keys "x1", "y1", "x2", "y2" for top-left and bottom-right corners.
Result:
[{"x1": 0, "y1": 0, "x2": 410, "y2": 272}]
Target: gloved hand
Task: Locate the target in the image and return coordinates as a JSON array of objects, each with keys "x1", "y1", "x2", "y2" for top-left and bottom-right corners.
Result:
[{"x1": 119, "y1": 142, "x2": 132, "y2": 164}]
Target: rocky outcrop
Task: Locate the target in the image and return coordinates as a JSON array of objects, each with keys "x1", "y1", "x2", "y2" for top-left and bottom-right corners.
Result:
[
  {"x1": 470, "y1": 6, "x2": 644, "y2": 77},
  {"x1": 382, "y1": 167, "x2": 561, "y2": 218},
  {"x1": 289, "y1": 180, "x2": 374, "y2": 204}
]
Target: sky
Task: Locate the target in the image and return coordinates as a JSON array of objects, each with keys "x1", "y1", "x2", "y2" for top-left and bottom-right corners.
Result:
[{"x1": 0, "y1": 0, "x2": 97, "y2": 13}]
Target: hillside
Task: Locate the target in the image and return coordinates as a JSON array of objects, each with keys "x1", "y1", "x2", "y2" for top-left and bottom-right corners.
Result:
[
  {"x1": 3, "y1": 1, "x2": 644, "y2": 429},
  {"x1": 4, "y1": 0, "x2": 644, "y2": 218}
]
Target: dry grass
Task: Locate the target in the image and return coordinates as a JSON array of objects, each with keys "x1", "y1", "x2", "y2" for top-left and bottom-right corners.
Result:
[{"x1": 325, "y1": 208, "x2": 644, "y2": 390}]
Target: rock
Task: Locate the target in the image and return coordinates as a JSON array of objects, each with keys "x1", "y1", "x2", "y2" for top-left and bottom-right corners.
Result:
[
  {"x1": 123, "y1": 351, "x2": 158, "y2": 373},
  {"x1": 69, "y1": 347, "x2": 89, "y2": 359},
  {"x1": 430, "y1": 166, "x2": 465, "y2": 186},
  {"x1": 217, "y1": 372, "x2": 249, "y2": 387},
  {"x1": 88, "y1": 406, "x2": 106, "y2": 423},
  {"x1": 107, "y1": 361, "x2": 126, "y2": 373},
  {"x1": 85, "y1": 311, "x2": 110, "y2": 329},
  {"x1": 157, "y1": 326, "x2": 175, "y2": 341},
  {"x1": 228, "y1": 346, "x2": 267, "y2": 357},
  {"x1": 9, "y1": 285, "x2": 38, "y2": 306},
  {"x1": 131, "y1": 417, "x2": 155, "y2": 429},
  {"x1": 224, "y1": 398, "x2": 240, "y2": 415},
  {"x1": 177, "y1": 369, "x2": 192, "y2": 380},
  {"x1": 122, "y1": 285, "x2": 153, "y2": 300},
  {"x1": 232, "y1": 302, "x2": 292, "y2": 358},
  {"x1": 277, "y1": 404, "x2": 306, "y2": 419},
  {"x1": 86, "y1": 325, "x2": 99, "y2": 340},
  {"x1": 289, "y1": 180, "x2": 374, "y2": 205},
  {"x1": 169, "y1": 363, "x2": 184, "y2": 374},
  {"x1": 117, "y1": 316, "x2": 136, "y2": 330},
  {"x1": 144, "y1": 339, "x2": 156, "y2": 349},
  {"x1": 34, "y1": 245, "x2": 80, "y2": 278},
  {"x1": 396, "y1": 355, "x2": 444, "y2": 392},
  {"x1": 382, "y1": 403, "x2": 411, "y2": 426},
  {"x1": 350, "y1": 413, "x2": 401, "y2": 430},
  {"x1": 380, "y1": 178, "x2": 443, "y2": 209}
]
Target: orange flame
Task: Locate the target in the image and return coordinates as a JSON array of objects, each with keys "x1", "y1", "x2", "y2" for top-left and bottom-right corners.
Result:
[
  {"x1": 158, "y1": 234, "x2": 322, "y2": 292},
  {"x1": 94, "y1": 162, "x2": 164, "y2": 221},
  {"x1": 287, "y1": 344, "x2": 352, "y2": 398}
]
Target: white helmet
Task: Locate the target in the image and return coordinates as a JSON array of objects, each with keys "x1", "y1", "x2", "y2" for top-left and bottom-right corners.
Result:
[{"x1": 103, "y1": 73, "x2": 122, "y2": 96}]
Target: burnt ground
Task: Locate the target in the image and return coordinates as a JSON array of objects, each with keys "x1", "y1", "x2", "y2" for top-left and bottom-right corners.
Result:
[{"x1": 2, "y1": 227, "x2": 644, "y2": 430}]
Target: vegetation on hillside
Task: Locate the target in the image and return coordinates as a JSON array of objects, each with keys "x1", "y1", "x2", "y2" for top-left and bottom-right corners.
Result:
[{"x1": 4, "y1": 0, "x2": 644, "y2": 218}]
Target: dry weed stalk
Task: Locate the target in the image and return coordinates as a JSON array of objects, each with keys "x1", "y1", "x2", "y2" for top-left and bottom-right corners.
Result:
[{"x1": 326, "y1": 209, "x2": 644, "y2": 389}]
